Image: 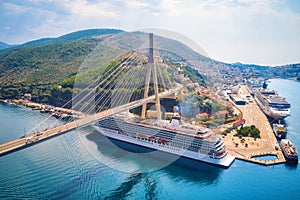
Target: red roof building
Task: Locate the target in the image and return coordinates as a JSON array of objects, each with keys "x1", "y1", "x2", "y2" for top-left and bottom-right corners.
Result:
[{"x1": 233, "y1": 119, "x2": 246, "y2": 127}]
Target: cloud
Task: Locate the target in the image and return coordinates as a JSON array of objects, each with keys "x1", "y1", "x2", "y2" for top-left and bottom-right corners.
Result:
[
  {"x1": 120, "y1": 0, "x2": 149, "y2": 8},
  {"x1": 0, "y1": 0, "x2": 299, "y2": 65},
  {"x1": 148, "y1": 0, "x2": 300, "y2": 65},
  {"x1": 64, "y1": 0, "x2": 117, "y2": 18}
]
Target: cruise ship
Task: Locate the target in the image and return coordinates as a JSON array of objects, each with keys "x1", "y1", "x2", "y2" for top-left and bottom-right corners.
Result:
[
  {"x1": 93, "y1": 112, "x2": 235, "y2": 168},
  {"x1": 254, "y1": 88, "x2": 291, "y2": 120}
]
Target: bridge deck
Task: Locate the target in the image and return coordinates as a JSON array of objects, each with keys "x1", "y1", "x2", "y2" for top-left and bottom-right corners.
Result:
[{"x1": 0, "y1": 89, "x2": 176, "y2": 156}]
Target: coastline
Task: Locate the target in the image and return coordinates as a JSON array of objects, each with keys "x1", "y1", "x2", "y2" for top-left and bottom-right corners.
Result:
[{"x1": 0, "y1": 99, "x2": 83, "y2": 120}]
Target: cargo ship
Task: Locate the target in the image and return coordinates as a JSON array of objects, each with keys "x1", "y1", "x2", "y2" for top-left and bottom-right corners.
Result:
[
  {"x1": 93, "y1": 112, "x2": 235, "y2": 168},
  {"x1": 272, "y1": 124, "x2": 287, "y2": 139},
  {"x1": 280, "y1": 139, "x2": 298, "y2": 162},
  {"x1": 254, "y1": 88, "x2": 290, "y2": 120}
]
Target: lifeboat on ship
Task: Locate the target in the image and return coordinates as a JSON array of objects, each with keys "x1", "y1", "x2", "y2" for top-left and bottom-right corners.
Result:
[
  {"x1": 137, "y1": 133, "x2": 147, "y2": 140},
  {"x1": 158, "y1": 138, "x2": 169, "y2": 145},
  {"x1": 148, "y1": 136, "x2": 156, "y2": 142}
]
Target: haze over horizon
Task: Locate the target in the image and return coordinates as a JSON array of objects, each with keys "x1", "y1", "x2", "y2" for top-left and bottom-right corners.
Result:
[{"x1": 0, "y1": 0, "x2": 299, "y2": 66}]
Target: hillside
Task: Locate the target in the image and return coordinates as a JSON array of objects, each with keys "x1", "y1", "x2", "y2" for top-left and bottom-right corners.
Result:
[
  {"x1": 0, "y1": 29, "x2": 125, "y2": 102},
  {"x1": 0, "y1": 29, "x2": 209, "y2": 106},
  {"x1": 21, "y1": 29, "x2": 123, "y2": 47},
  {"x1": 0, "y1": 29, "x2": 124, "y2": 85}
]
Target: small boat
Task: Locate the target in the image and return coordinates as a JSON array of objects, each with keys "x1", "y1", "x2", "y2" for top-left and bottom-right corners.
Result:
[
  {"x1": 273, "y1": 124, "x2": 287, "y2": 139},
  {"x1": 137, "y1": 133, "x2": 147, "y2": 139},
  {"x1": 280, "y1": 139, "x2": 298, "y2": 162}
]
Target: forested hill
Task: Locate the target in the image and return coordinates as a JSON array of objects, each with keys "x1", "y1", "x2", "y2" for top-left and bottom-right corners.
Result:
[
  {"x1": 0, "y1": 28, "x2": 208, "y2": 107},
  {"x1": 21, "y1": 29, "x2": 124, "y2": 47},
  {"x1": 0, "y1": 29, "x2": 125, "y2": 104},
  {"x1": 0, "y1": 29, "x2": 123, "y2": 86}
]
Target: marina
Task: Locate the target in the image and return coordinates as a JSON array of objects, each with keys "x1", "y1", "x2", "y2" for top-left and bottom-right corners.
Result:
[{"x1": 3, "y1": 99, "x2": 84, "y2": 120}]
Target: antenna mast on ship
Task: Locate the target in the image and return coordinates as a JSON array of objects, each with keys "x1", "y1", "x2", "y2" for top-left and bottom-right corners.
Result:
[{"x1": 141, "y1": 33, "x2": 161, "y2": 120}]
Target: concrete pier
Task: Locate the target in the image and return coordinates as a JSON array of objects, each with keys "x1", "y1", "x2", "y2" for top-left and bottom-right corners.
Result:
[{"x1": 222, "y1": 85, "x2": 286, "y2": 165}]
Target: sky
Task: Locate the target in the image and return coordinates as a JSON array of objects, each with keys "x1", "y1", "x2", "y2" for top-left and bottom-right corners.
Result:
[{"x1": 0, "y1": 0, "x2": 299, "y2": 66}]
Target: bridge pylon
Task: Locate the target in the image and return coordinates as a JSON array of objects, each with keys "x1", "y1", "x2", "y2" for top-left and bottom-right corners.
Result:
[{"x1": 141, "y1": 33, "x2": 161, "y2": 120}]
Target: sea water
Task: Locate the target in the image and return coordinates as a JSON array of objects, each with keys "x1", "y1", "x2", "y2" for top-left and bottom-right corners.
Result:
[{"x1": 0, "y1": 78, "x2": 299, "y2": 199}]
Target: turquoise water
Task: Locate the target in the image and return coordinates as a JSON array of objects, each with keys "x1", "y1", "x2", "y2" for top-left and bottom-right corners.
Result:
[
  {"x1": 0, "y1": 103, "x2": 63, "y2": 143},
  {"x1": 252, "y1": 155, "x2": 278, "y2": 161},
  {"x1": 0, "y1": 79, "x2": 299, "y2": 199}
]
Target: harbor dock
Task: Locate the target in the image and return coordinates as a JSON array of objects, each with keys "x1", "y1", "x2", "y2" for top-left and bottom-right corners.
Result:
[{"x1": 222, "y1": 85, "x2": 286, "y2": 165}]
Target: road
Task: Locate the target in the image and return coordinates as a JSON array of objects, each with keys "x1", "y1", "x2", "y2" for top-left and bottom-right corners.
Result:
[{"x1": 0, "y1": 88, "x2": 179, "y2": 156}]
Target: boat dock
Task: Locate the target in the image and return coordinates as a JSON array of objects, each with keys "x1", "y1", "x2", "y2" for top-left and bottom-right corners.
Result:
[
  {"x1": 222, "y1": 85, "x2": 286, "y2": 165},
  {"x1": 8, "y1": 99, "x2": 84, "y2": 119}
]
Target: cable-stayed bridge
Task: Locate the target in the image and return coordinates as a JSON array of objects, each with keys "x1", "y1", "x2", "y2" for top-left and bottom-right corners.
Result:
[{"x1": 0, "y1": 33, "x2": 181, "y2": 156}]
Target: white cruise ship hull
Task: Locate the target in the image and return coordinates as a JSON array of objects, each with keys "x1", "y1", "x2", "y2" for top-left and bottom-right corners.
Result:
[
  {"x1": 92, "y1": 125, "x2": 235, "y2": 168},
  {"x1": 254, "y1": 96, "x2": 290, "y2": 120},
  {"x1": 253, "y1": 89, "x2": 290, "y2": 120}
]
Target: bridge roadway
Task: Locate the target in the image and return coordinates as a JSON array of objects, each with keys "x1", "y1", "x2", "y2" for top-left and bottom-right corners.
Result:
[{"x1": 0, "y1": 89, "x2": 178, "y2": 156}]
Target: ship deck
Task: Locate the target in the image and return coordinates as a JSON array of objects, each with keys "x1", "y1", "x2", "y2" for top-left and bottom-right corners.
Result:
[{"x1": 118, "y1": 116, "x2": 217, "y2": 142}]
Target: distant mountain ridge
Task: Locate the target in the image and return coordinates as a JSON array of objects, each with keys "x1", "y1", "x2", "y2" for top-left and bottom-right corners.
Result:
[
  {"x1": 21, "y1": 28, "x2": 124, "y2": 47},
  {"x1": 0, "y1": 28, "x2": 126, "y2": 85},
  {"x1": 0, "y1": 42, "x2": 12, "y2": 50},
  {"x1": 0, "y1": 28, "x2": 124, "y2": 52}
]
